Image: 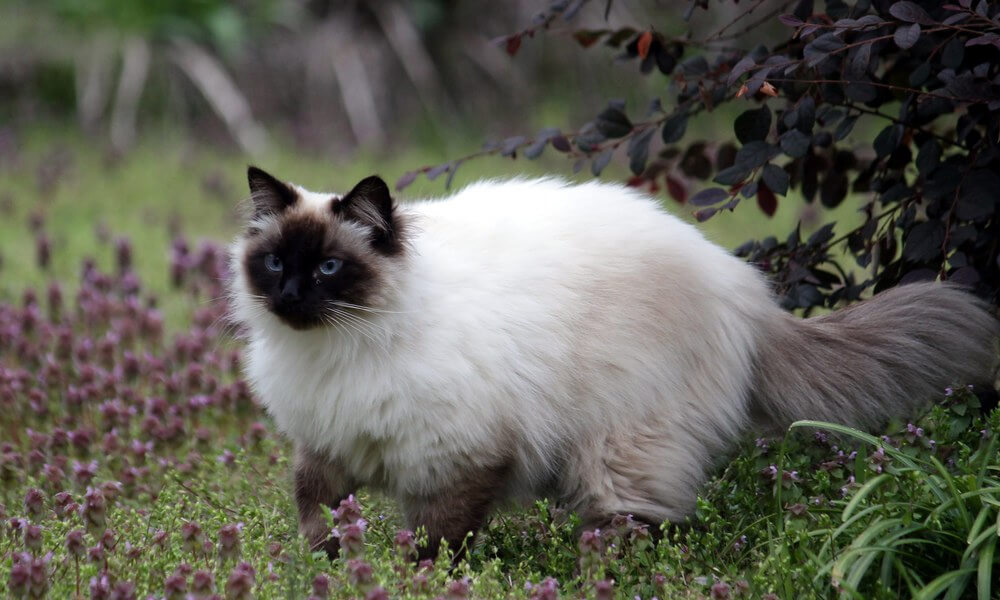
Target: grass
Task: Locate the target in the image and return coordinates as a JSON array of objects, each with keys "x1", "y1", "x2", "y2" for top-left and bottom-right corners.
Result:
[
  {"x1": 0, "y1": 127, "x2": 865, "y2": 324},
  {"x1": 1, "y1": 131, "x2": 995, "y2": 599}
]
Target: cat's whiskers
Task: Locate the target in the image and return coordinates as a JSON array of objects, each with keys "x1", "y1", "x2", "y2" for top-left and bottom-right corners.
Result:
[
  {"x1": 331, "y1": 307, "x2": 393, "y2": 349},
  {"x1": 334, "y1": 307, "x2": 391, "y2": 341},
  {"x1": 322, "y1": 306, "x2": 391, "y2": 362},
  {"x1": 328, "y1": 300, "x2": 410, "y2": 315},
  {"x1": 327, "y1": 307, "x2": 380, "y2": 348},
  {"x1": 318, "y1": 312, "x2": 353, "y2": 351}
]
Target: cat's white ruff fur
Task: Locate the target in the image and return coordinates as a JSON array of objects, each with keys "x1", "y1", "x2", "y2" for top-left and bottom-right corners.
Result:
[{"x1": 231, "y1": 178, "x2": 784, "y2": 521}]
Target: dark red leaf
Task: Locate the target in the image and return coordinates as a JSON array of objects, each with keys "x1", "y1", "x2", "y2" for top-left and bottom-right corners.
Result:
[
  {"x1": 666, "y1": 176, "x2": 687, "y2": 204},
  {"x1": 757, "y1": 182, "x2": 778, "y2": 217},
  {"x1": 505, "y1": 34, "x2": 522, "y2": 56},
  {"x1": 637, "y1": 31, "x2": 653, "y2": 59},
  {"x1": 573, "y1": 29, "x2": 607, "y2": 48}
]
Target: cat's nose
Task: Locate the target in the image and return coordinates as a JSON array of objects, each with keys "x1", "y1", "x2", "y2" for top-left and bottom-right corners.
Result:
[{"x1": 280, "y1": 277, "x2": 301, "y2": 302}]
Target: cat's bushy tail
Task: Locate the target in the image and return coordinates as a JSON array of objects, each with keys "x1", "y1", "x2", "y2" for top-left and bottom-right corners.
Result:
[{"x1": 751, "y1": 282, "x2": 999, "y2": 431}]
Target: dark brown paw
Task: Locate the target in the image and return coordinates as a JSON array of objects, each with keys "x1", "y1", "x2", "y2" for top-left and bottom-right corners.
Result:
[{"x1": 301, "y1": 521, "x2": 339, "y2": 560}]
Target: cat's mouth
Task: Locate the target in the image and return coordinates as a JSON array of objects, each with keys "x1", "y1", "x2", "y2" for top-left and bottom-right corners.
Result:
[{"x1": 269, "y1": 302, "x2": 323, "y2": 331}]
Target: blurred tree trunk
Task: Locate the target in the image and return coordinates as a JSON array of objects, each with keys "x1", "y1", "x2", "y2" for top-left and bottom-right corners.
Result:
[
  {"x1": 75, "y1": 35, "x2": 115, "y2": 135},
  {"x1": 109, "y1": 37, "x2": 150, "y2": 154},
  {"x1": 169, "y1": 38, "x2": 268, "y2": 156}
]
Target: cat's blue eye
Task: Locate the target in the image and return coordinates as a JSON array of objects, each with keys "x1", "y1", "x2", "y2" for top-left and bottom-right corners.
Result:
[
  {"x1": 264, "y1": 254, "x2": 282, "y2": 272},
  {"x1": 319, "y1": 258, "x2": 342, "y2": 276}
]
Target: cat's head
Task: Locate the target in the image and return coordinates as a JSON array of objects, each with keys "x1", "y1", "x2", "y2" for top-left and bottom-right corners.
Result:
[{"x1": 230, "y1": 167, "x2": 408, "y2": 331}]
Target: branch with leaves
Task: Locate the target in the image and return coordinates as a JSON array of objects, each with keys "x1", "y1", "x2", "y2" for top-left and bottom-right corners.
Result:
[{"x1": 403, "y1": 0, "x2": 1000, "y2": 311}]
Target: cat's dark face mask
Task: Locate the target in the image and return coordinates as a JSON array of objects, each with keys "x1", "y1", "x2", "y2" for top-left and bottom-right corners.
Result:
[{"x1": 239, "y1": 167, "x2": 406, "y2": 331}]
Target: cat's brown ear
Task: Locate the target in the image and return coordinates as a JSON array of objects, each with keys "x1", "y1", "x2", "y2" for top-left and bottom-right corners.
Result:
[
  {"x1": 336, "y1": 175, "x2": 404, "y2": 254},
  {"x1": 247, "y1": 166, "x2": 297, "y2": 219}
]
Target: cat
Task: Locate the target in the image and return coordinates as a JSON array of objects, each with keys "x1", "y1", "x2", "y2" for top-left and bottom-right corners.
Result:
[{"x1": 228, "y1": 166, "x2": 998, "y2": 560}]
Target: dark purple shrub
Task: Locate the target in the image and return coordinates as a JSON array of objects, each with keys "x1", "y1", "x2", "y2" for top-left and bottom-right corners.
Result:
[{"x1": 401, "y1": 0, "x2": 1000, "y2": 310}]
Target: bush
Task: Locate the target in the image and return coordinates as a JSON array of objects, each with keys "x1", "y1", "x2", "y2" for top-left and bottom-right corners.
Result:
[{"x1": 399, "y1": 0, "x2": 1000, "y2": 311}]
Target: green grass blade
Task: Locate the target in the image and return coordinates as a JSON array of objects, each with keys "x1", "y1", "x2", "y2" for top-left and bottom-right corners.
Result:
[
  {"x1": 842, "y1": 473, "x2": 891, "y2": 521},
  {"x1": 967, "y1": 505, "x2": 991, "y2": 545},
  {"x1": 977, "y1": 536, "x2": 996, "y2": 600},
  {"x1": 913, "y1": 568, "x2": 976, "y2": 600},
  {"x1": 963, "y1": 528, "x2": 999, "y2": 563},
  {"x1": 975, "y1": 434, "x2": 999, "y2": 488},
  {"x1": 943, "y1": 569, "x2": 973, "y2": 600},
  {"x1": 928, "y1": 456, "x2": 970, "y2": 530}
]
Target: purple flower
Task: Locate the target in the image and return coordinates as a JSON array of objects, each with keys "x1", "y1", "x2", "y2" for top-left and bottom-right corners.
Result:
[
  {"x1": 446, "y1": 577, "x2": 471, "y2": 600},
  {"x1": 72, "y1": 459, "x2": 99, "y2": 486},
  {"x1": 66, "y1": 529, "x2": 85, "y2": 557},
  {"x1": 224, "y1": 563, "x2": 255, "y2": 600},
  {"x1": 333, "y1": 494, "x2": 363, "y2": 526},
  {"x1": 8, "y1": 553, "x2": 31, "y2": 597},
  {"x1": 35, "y1": 233, "x2": 51, "y2": 270},
  {"x1": 217, "y1": 449, "x2": 236, "y2": 467},
  {"x1": 711, "y1": 581, "x2": 731, "y2": 599},
  {"x1": 337, "y1": 521, "x2": 367, "y2": 558},
  {"x1": 164, "y1": 572, "x2": 188, "y2": 600},
  {"x1": 114, "y1": 237, "x2": 133, "y2": 273},
  {"x1": 365, "y1": 586, "x2": 390, "y2": 600},
  {"x1": 23, "y1": 523, "x2": 43, "y2": 552},
  {"x1": 23, "y1": 487, "x2": 45, "y2": 518},
  {"x1": 528, "y1": 577, "x2": 559, "y2": 600},
  {"x1": 109, "y1": 580, "x2": 136, "y2": 600},
  {"x1": 578, "y1": 529, "x2": 604, "y2": 555},
  {"x1": 191, "y1": 569, "x2": 215, "y2": 595},
  {"x1": 218, "y1": 523, "x2": 243, "y2": 560},
  {"x1": 411, "y1": 573, "x2": 430, "y2": 593},
  {"x1": 346, "y1": 558, "x2": 374, "y2": 588},
  {"x1": 80, "y1": 487, "x2": 107, "y2": 536},
  {"x1": 311, "y1": 573, "x2": 330, "y2": 599},
  {"x1": 89, "y1": 573, "x2": 111, "y2": 600},
  {"x1": 392, "y1": 529, "x2": 417, "y2": 560},
  {"x1": 594, "y1": 579, "x2": 614, "y2": 600},
  {"x1": 181, "y1": 521, "x2": 204, "y2": 555},
  {"x1": 152, "y1": 529, "x2": 168, "y2": 547},
  {"x1": 100, "y1": 528, "x2": 118, "y2": 553},
  {"x1": 870, "y1": 447, "x2": 891, "y2": 473}
]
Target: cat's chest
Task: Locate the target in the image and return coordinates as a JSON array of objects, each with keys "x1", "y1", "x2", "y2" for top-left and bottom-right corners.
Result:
[{"x1": 245, "y1": 336, "x2": 417, "y2": 479}]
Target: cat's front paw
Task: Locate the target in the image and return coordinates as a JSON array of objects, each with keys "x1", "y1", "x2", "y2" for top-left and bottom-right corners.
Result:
[{"x1": 300, "y1": 519, "x2": 339, "y2": 560}]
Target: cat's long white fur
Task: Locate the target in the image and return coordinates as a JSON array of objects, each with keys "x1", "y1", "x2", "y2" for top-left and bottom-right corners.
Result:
[{"x1": 230, "y1": 177, "x2": 996, "y2": 523}]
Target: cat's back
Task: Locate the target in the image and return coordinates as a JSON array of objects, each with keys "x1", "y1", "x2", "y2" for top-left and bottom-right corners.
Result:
[
  {"x1": 410, "y1": 178, "x2": 687, "y2": 259},
  {"x1": 403, "y1": 177, "x2": 752, "y2": 292}
]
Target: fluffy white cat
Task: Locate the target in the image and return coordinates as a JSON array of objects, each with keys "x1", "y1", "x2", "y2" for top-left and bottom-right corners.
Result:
[{"x1": 229, "y1": 168, "x2": 997, "y2": 559}]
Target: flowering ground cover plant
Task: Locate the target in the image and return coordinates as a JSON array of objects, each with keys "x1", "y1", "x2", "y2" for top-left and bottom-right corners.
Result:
[{"x1": 0, "y1": 175, "x2": 997, "y2": 598}]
